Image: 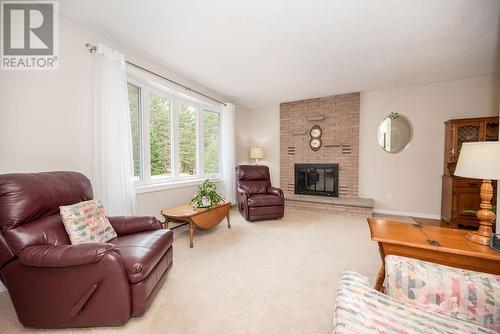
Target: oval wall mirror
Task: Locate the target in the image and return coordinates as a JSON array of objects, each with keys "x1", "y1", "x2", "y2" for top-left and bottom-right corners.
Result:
[{"x1": 377, "y1": 112, "x2": 413, "y2": 153}]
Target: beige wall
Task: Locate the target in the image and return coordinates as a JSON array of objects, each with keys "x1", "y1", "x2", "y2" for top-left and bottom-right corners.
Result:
[
  {"x1": 0, "y1": 17, "x2": 249, "y2": 218},
  {"x1": 245, "y1": 75, "x2": 500, "y2": 218},
  {"x1": 359, "y1": 75, "x2": 499, "y2": 218},
  {"x1": 236, "y1": 103, "x2": 252, "y2": 166},
  {"x1": 247, "y1": 105, "x2": 281, "y2": 185}
]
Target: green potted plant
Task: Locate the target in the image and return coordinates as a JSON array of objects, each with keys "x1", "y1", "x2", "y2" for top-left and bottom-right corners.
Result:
[{"x1": 191, "y1": 179, "x2": 224, "y2": 209}]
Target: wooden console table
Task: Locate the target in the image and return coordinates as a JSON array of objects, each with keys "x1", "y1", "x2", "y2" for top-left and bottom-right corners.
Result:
[{"x1": 368, "y1": 218, "x2": 500, "y2": 291}]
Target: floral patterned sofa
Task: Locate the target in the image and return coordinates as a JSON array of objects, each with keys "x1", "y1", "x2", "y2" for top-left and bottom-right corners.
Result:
[{"x1": 333, "y1": 255, "x2": 500, "y2": 333}]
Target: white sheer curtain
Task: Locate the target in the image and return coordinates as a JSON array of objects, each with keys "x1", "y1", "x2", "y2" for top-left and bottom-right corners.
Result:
[
  {"x1": 221, "y1": 103, "x2": 236, "y2": 204},
  {"x1": 93, "y1": 43, "x2": 136, "y2": 215}
]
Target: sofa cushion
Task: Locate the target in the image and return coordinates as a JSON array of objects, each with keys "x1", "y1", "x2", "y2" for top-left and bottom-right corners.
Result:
[
  {"x1": 60, "y1": 200, "x2": 117, "y2": 245},
  {"x1": 333, "y1": 271, "x2": 496, "y2": 334},
  {"x1": 247, "y1": 194, "x2": 283, "y2": 207},
  {"x1": 109, "y1": 229, "x2": 173, "y2": 283},
  {"x1": 385, "y1": 255, "x2": 500, "y2": 332}
]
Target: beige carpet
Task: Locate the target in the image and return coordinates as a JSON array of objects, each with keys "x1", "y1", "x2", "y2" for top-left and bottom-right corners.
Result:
[{"x1": 0, "y1": 207, "x2": 381, "y2": 334}]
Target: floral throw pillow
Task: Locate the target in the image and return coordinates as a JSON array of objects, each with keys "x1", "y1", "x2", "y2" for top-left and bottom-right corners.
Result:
[{"x1": 60, "y1": 200, "x2": 117, "y2": 245}]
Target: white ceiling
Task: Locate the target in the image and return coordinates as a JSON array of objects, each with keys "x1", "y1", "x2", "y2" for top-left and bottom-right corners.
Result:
[{"x1": 59, "y1": 0, "x2": 500, "y2": 109}]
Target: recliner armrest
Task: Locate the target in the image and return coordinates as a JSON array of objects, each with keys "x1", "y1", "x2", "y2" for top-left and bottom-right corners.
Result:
[
  {"x1": 19, "y1": 243, "x2": 117, "y2": 268},
  {"x1": 267, "y1": 186, "x2": 283, "y2": 197},
  {"x1": 237, "y1": 187, "x2": 249, "y2": 198},
  {"x1": 108, "y1": 216, "x2": 163, "y2": 236}
]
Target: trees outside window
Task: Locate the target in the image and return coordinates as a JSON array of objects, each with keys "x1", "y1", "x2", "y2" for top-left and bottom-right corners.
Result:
[
  {"x1": 149, "y1": 94, "x2": 171, "y2": 177},
  {"x1": 127, "y1": 79, "x2": 221, "y2": 186},
  {"x1": 203, "y1": 111, "x2": 220, "y2": 175},
  {"x1": 127, "y1": 83, "x2": 141, "y2": 179},
  {"x1": 178, "y1": 104, "x2": 197, "y2": 176}
]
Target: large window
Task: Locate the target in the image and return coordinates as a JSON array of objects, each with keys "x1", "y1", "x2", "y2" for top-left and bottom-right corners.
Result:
[{"x1": 128, "y1": 79, "x2": 221, "y2": 187}]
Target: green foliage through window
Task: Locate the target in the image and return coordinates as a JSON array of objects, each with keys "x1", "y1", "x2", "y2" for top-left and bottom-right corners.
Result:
[
  {"x1": 149, "y1": 94, "x2": 171, "y2": 177},
  {"x1": 179, "y1": 104, "x2": 197, "y2": 176},
  {"x1": 128, "y1": 83, "x2": 141, "y2": 179},
  {"x1": 204, "y1": 111, "x2": 220, "y2": 174}
]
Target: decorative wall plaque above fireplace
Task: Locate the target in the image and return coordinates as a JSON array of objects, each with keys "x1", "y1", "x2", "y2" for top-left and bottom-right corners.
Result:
[{"x1": 294, "y1": 163, "x2": 339, "y2": 197}]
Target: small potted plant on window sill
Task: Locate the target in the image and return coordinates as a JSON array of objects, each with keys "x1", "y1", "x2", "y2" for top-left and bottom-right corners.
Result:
[{"x1": 191, "y1": 179, "x2": 225, "y2": 209}]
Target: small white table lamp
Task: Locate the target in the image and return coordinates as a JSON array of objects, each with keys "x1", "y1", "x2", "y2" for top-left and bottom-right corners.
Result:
[
  {"x1": 454, "y1": 142, "x2": 500, "y2": 245},
  {"x1": 249, "y1": 146, "x2": 264, "y2": 165}
]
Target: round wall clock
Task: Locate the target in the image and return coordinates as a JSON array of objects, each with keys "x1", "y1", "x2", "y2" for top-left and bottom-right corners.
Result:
[
  {"x1": 309, "y1": 138, "x2": 322, "y2": 151},
  {"x1": 310, "y1": 125, "x2": 323, "y2": 138},
  {"x1": 309, "y1": 125, "x2": 323, "y2": 151}
]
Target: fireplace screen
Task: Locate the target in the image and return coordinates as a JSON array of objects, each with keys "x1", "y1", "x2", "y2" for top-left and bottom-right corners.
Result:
[{"x1": 294, "y1": 163, "x2": 339, "y2": 197}]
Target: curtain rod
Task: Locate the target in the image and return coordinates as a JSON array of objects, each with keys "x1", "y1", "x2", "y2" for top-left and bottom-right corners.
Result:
[{"x1": 85, "y1": 43, "x2": 227, "y2": 106}]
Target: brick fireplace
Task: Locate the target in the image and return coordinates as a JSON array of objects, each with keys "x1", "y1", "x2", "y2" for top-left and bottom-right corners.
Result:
[{"x1": 280, "y1": 93, "x2": 373, "y2": 216}]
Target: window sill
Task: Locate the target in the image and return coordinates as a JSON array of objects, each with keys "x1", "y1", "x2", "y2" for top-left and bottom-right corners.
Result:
[{"x1": 135, "y1": 177, "x2": 221, "y2": 194}]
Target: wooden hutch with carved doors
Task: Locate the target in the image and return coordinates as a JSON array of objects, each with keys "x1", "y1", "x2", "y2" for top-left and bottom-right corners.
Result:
[{"x1": 441, "y1": 116, "x2": 498, "y2": 228}]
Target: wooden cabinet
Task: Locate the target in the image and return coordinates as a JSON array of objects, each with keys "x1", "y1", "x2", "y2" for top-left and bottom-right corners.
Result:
[
  {"x1": 444, "y1": 117, "x2": 499, "y2": 166},
  {"x1": 441, "y1": 116, "x2": 498, "y2": 228}
]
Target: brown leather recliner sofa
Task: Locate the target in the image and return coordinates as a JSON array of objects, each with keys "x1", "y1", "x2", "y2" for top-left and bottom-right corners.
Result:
[
  {"x1": 0, "y1": 171, "x2": 173, "y2": 328},
  {"x1": 236, "y1": 165, "x2": 284, "y2": 221}
]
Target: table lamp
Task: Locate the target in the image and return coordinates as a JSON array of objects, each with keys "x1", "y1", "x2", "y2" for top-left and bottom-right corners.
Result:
[
  {"x1": 454, "y1": 142, "x2": 500, "y2": 245},
  {"x1": 249, "y1": 146, "x2": 264, "y2": 165}
]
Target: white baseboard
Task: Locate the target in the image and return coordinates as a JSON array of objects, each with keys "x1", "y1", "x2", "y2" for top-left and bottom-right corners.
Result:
[{"x1": 373, "y1": 209, "x2": 441, "y2": 220}]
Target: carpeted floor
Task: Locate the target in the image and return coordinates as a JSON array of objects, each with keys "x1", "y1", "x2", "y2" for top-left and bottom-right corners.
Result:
[{"x1": 0, "y1": 207, "x2": 383, "y2": 334}]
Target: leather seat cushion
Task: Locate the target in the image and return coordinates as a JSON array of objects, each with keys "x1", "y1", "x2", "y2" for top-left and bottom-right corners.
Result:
[
  {"x1": 109, "y1": 229, "x2": 173, "y2": 284},
  {"x1": 247, "y1": 194, "x2": 284, "y2": 207}
]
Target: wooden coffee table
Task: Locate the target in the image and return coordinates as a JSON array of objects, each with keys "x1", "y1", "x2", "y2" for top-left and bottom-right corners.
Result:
[
  {"x1": 368, "y1": 218, "x2": 500, "y2": 291},
  {"x1": 161, "y1": 202, "x2": 231, "y2": 248}
]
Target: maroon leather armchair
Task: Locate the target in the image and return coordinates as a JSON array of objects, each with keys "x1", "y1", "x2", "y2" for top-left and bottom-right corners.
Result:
[
  {"x1": 236, "y1": 165, "x2": 284, "y2": 221},
  {"x1": 0, "y1": 171, "x2": 173, "y2": 328}
]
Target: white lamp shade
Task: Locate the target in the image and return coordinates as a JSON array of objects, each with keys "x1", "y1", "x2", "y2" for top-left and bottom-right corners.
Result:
[
  {"x1": 454, "y1": 142, "x2": 500, "y2": 180},
  {"x1": 249, "y1": 146, "x2": 264, "y2": 159}
]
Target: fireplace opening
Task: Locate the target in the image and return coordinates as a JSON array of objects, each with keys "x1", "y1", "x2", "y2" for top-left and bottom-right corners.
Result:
[{"x1": 294, "y1": 163, "x2": 339, "y2": 197}]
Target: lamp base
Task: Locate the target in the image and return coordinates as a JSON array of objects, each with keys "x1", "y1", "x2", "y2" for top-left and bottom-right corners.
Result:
[
  {"x1": 465, "y1": 231, "x2": 491, "y2": 246},
  {"x1": 465, "y1": 179, "x2": 495, "y2": 246}
]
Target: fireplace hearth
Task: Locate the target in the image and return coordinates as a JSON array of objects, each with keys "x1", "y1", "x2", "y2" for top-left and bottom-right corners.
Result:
[{"x1": 294, "y1": 163, "x2": 339, "y2": 197}]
